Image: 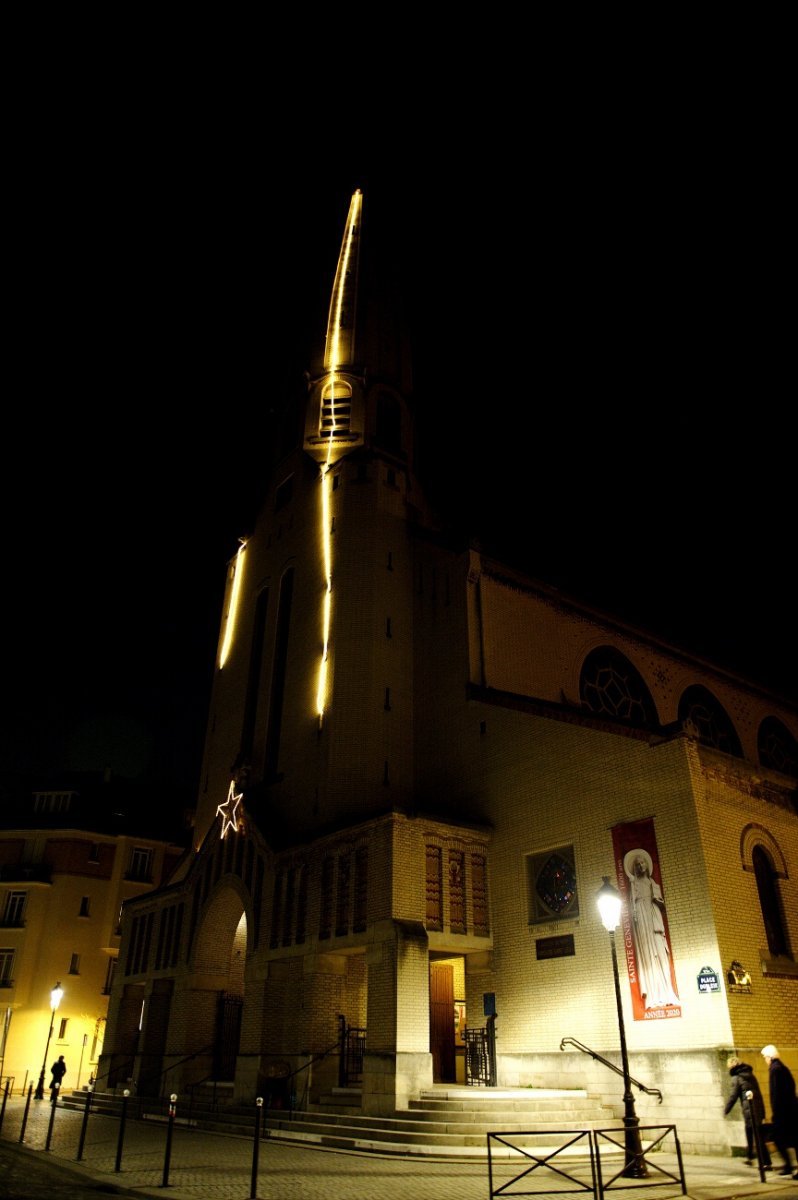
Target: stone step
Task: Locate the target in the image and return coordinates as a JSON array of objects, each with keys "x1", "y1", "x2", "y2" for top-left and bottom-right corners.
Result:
[{"x1": 59, "y1": 1086, "x2": 617, "y2": 1159}]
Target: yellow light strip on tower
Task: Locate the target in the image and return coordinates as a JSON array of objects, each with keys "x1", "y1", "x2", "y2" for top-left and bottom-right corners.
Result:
[
  {"x1": 316, "y1": 464, "x2": 332, "y2": 717},
  {"x1": 316, "y1": 190, "x2": 362, "y2": 722},
  {"x1": 219, "y1": 540, "x2": 247, "y2": 669}
]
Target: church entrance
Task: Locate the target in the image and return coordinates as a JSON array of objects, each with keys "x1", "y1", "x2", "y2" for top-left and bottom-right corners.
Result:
[{"x1": 429, "y1": 957, "x2": 466, "y2": 1083}]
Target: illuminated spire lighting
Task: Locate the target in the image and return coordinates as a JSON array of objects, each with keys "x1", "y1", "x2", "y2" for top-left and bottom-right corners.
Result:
[
  {"x1": 316, "y1": 190, "x2": 362, "y2": 723},
  {"x1": 218, "y1": 539, "x2": 247, "y2": 669}
]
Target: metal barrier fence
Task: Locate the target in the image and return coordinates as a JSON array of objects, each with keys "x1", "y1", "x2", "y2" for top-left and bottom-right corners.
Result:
[{"x1": 487, "y1": 1124, "x2": 686, "y2": 1199}]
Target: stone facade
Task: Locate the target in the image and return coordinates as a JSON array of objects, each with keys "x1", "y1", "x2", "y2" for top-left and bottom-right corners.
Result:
[{"x1": 98, "y1": 191, "x2": 798, "y2": 1157}]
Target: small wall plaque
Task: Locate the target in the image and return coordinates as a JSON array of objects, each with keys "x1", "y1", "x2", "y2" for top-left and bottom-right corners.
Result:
[{"x1": 536, "y1": 934, "x2": 575, "y2": 960}]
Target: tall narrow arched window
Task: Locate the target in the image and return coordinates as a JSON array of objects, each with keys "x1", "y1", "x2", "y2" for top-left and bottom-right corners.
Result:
[
  {"x1": 375, "y1": 391, "x2": 402, "y2": 453},
  {"x1": 752, "y1": 845, "x2": 790, "y2": 958},
  {"x1": 240, "y1": 588, "x2": 269, "y2": 762},
  {"x1": 265, "y1": 568, "x2": 294, "y2": 780}
]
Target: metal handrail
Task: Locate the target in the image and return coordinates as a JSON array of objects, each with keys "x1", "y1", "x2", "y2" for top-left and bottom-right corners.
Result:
[{"x1": 560, "y1": 1037, "x2": 663, "y2": 1103}]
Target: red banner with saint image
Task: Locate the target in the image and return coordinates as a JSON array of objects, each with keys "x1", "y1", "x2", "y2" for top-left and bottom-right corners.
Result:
[{"x1": 610, "y1": 817, "x2": 681, "y2": 1021}]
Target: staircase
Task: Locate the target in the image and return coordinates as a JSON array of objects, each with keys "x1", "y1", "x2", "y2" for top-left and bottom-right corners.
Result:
[{"x1": 61, "y1": 1084, "x2": 618, "y2": 1160}]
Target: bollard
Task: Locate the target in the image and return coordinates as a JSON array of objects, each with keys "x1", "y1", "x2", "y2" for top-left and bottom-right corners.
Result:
[
  {"x1": 19, "y1": 1084, "x2": 33, "y2": 1144},
  {"x1": 0, "y1": 1078, "x2": 10, "y2": 1134},
  {"x1": 76, "y1": 1087, "x2": 93, "y2": 1161},
  {"x1": 250, "y1": 1096, "x2": 263, "y2": 1199},
  {"x1": 161, "y1": 1093, "x2": 177, "y2": 1188},
  {"x1": 45, "y1": 1082, "x2": 59, "y2": 1150},
  {"x1": 115, "y1": 1090, "x2": 130, "y2": 1172}
]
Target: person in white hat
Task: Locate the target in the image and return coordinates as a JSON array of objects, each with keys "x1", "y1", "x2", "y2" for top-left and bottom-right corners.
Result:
[{"x1": 761, "y1": 1045, "x2": 798, "y2": 1178}]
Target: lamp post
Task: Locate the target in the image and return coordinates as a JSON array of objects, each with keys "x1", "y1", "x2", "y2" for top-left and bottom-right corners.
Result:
[
  {"x1": 33, "y1": 983, "x2": 64, "y2": 1100},
  {"x1": 596, "y1": 878, "x2": 646, "y2": 1178}
]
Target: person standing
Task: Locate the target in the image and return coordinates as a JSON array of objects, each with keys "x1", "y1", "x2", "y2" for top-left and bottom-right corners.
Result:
[
  {"x1": 761, "y1": 1045, "x2": 798, "y2": 1178},
  {"x1": 723, "y1": 1055, "x2": 771, "y2": 1167},
  {"x1": 49, "y1": 1054, "x2": 67, "y2": 1101}
]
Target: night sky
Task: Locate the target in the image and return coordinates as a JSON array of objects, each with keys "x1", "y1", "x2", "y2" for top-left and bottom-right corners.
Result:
[{"x1": 5, "y1": 135, "x2": 795, "y2": 808}]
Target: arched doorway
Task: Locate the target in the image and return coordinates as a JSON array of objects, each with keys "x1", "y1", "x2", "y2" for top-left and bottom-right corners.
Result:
[{"x1": 191, "y1": 888, "x2": 249, "y2": 1084}]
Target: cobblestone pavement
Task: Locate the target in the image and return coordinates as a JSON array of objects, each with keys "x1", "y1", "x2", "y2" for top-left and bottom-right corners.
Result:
[{"x1": 1, "y1": 1096, "x2": 797, "y2": 1200}]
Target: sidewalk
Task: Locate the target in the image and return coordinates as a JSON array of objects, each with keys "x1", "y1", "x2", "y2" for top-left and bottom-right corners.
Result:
[{"x1": 1, "y1": 1095, "x2": 797, "y2": 1200}]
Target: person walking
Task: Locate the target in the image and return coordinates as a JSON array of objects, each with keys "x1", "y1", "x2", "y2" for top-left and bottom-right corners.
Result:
[
  {"x1": 761, "y1": 1044, "x2": 798, "y2": 1178},
  {"x1": 723, "y1": 1055, "x2": 772, "y2": 1167},
  {"x1": 49, "y1": 1054, "x2": 67, "y2": 1102}
]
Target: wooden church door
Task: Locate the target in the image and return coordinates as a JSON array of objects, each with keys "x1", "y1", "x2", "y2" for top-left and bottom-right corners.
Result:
[{"x1": 429, "y1": 962, "x2": 455, "y2": 1082}]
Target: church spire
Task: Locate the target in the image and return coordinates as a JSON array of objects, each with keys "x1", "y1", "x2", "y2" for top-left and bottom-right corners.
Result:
[
  {"x1": 323, "y1": 189, "x2": 362, "y2": 374},
  {"x1": 304, "y1": 190, "x2": 364, "y2": 468}
]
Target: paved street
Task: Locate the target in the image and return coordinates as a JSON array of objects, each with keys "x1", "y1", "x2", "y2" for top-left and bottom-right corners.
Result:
[{"x1": 1, "y1": 1094, "x2": 797, "y2": 1200}]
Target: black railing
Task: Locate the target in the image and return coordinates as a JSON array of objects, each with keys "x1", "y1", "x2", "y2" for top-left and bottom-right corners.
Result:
[
  {"x1": 337, "y1": 1016, "x2": 365, "y2": 1087},
  {"x1": 560, "y1": 1038, "x2": 662, "y2": 1103},
  {"x1": 465, "y1": 1014, "x2": 497, "y2": 1086}
]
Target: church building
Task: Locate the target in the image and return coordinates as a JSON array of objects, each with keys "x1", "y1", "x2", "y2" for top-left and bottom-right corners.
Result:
[{"x1": 99, "y1": 190, "x2": 798, "y2": 1155}]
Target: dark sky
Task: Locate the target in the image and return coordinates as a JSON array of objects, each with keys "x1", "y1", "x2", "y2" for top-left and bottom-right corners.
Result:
[{"x1": 4, "y1": 130, "x2": 795, "y2": 804}]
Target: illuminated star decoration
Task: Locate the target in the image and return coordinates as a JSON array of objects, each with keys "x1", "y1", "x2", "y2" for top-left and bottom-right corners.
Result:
[{"x1": 216, "y1": 780, "x2": 243, "y2": 839}]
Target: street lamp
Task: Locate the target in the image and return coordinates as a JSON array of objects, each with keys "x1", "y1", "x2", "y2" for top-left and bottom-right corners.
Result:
[
  {"x1": 33, "y1": 982, "x2": 64, "y2": 1100},
  {"x1": 596, "y1": 878, "x2": 647, "y2": 1178}
]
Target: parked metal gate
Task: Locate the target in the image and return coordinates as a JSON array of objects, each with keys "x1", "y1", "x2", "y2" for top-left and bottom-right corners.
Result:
[
  {"x1": 464, "y1": 1017, "x2": 496, "y2": 1086},
  {"x1": 337, "y1": 1016, "x2": 366, "y2": 1087},
  {"x1": 214, "y1": 993, "x2": 242, "y2": 1081}
]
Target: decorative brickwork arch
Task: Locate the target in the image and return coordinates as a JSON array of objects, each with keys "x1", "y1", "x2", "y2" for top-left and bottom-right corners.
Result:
[
  {"x1": 740, "y1": 824, "x2": 788, "y2": 879},
  {"x1": 740, "y1": 824, "x2": 791, "y2": 960}
]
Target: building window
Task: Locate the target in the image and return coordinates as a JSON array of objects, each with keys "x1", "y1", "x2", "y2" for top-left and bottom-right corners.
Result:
[
  {"x1": 270, "y1": 872, "x2": 284, "y2": 950},
  {"x1": 335, "y1": 853, "x2": 351, "y2": 937},
  {"x1": 127, "y1": 848, "x2": 152, "y2": 882},
  {"x1": 320, "y1": 380, "x2": 352, "y2": 436},
  {"x1": 353, "y1": 847, "x2": 368, "y2": 933},
  {"x1": 753, "y1": 845, "x2": 791, "y2": 958},
  {"x1": 0, "y1": 949, "x2": 14, "y2": 987},
  {"x1": 282, "y1": 868, "x2": 296, "y2": 948},
  {"x1": 58, "y1": 1018, "x2": 68, "y2": 1039},
  {"x1": 319, "y1": 858, "x2": 334, "y2": 940},
  {"x1": 275, "y1": 475, "x2": 293, "y2": 512},
  {"x1": 265, "y1": 568, "x2": 294, "y2": 780},
  {"x1": 580, "y1": 647, "x2": 658, "y2": 727},
  {"x1": 678, "y1": 685, "x2": 743, "y2": 757},
  {"x1": 527, "y1": 846, "x2": 580, "y2": 924},
  {"x1": 79, "y1": 896, "x2": 90, "y2": 917},
  {"x1": 103, "y1": 957, "x2": 117, "y2": 995},
  {"x1": 32, "y1": 791, "x2": 75, "y2": 814},
  {"x1": 69, "y1": 953, "x2": 80, "y2": 974},
  {"x1": 295, "y1": 866, "x2": 308, "y2": 946},
  {"x1": 2, "y1": 891, "x2": 27, "y2": 927},
  {"x1": 758, "y1": 716, "x2": 798, "y2": 779}
]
